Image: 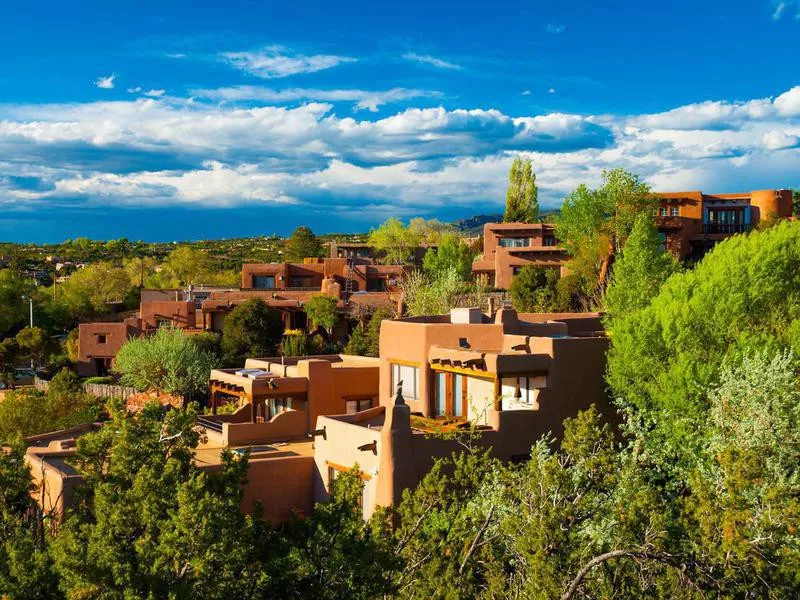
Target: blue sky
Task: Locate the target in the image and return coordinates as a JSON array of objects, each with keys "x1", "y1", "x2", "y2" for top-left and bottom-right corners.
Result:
[{"x1": 1, "y1": 0, "x2": 799, "y2": 242}]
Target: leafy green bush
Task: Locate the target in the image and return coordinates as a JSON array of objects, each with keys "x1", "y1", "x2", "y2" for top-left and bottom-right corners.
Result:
[
  {"x1": 607, "y1": 221, "x2": 800, "y2": 477},
  {"x1": 115, "y1": 327, "x2": 217, "y2": 399}
]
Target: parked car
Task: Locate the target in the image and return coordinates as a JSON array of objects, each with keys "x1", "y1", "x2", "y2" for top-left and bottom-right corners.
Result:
[{"x1": 0, "y1": 368, "x2": 36, "y2": 389}]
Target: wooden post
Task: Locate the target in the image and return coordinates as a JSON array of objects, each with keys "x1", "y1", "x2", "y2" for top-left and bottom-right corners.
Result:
[{"x1": 493, "y1": 376, "x2": 502, "y2": 411}]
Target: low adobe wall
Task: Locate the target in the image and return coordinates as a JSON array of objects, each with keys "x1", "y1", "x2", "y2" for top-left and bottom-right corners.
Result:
[{"x1": 222, "y1": 409, "x2": 307, "y2": 446}]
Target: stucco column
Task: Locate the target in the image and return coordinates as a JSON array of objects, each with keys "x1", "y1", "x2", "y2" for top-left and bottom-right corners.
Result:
[{"x1": 375, "y1": 387, "x2": 417, "y2": 508}]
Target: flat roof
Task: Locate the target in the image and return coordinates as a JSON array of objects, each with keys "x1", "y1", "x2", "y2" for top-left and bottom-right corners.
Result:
[{"x1": 194, "y1": 439, "x2": 314, "y2": 466}]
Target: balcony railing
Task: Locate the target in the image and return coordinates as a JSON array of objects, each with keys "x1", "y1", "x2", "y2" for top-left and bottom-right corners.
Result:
[{"x1": 703, "y1": 223, "x2": 751, "y2": 235}]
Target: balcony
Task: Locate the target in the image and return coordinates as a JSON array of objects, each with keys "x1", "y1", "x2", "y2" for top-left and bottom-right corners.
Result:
[
  {"x1": 702, "y1": 223, "x2": 751, "y2": 235},
  {"x1": 656, "y1": 216, "x2": 683, "y2": 230}
]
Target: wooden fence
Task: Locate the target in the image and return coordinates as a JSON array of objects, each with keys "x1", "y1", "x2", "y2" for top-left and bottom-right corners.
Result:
[{"x1": 34, "y1": 377, "x2": 137, "y2": 401}]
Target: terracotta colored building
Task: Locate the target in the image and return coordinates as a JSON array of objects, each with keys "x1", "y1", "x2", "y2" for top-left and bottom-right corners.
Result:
[
  {"x1": 241, "y1": 258, "x2": 405, "y2": 294},
  {"x1": 313, "y1": 307, "x2": 613, "y2": 517},
  {"x1": 76, "y1": 322, "x2": 140, "y2": 377},
  {"x1": 32, "y1": 307, "x2": 612, "y2": 524},
  {"x1": 654, "y1": 189, "x2": 794, "y2": 259},
  {"x1": 472, "y1": 222, "x2": 569, "y2": 289}
]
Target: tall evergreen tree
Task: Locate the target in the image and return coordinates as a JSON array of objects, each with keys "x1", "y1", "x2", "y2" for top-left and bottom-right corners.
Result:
[
  {"x1": 285, "y1": 226, "x2": 322, "y2": 262},
  {"x1": 503, "y1": 157, "x2": 538, "y2": 223},
  {"x1": 603, "y1": 213, "x2": 678, "y2": 323}
]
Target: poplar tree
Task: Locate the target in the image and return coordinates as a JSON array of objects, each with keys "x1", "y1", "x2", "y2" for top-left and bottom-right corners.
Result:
[{"x1": 503, "y1": 157, "x2": 538, "y2": 223}]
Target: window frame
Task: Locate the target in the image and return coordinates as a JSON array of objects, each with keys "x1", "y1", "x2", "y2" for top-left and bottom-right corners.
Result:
[{"x1": 390, "y1": 363, "x2": 419, "y2": 400}]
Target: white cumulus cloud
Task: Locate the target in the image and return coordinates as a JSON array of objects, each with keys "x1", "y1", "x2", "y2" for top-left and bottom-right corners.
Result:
[{"x1": 94, "y1": 74, "x2": 116, "y2": 89}]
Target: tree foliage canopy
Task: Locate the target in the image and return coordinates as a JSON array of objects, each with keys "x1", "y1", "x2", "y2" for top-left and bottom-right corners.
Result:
[
  {"x1": 422, "y1": 234, "x2": 475, "y2": 282},
  {"x1": 285, "y1": 226, "x2": 322, "y2": 262},
  {"x1": 509, "y1": 265, "x2": 565, "y2": 313},
  {"x1": 603, "y1": 213, "x2": 679, "y2": 322},
  {"x1": 607, "y1": 221, "x2": 800, "y2": 478},
  {"x1": 555, "y1": 169, "x2": 653, "y2": 304},
  {"x1": 304, "y1": 294, "x2": 339, "y2": 337},
  {"x1": 503, "y1": 157, "x2": 538, "y2": 223},
  {"x1": 220, "y1": 298, "x2": 285, "y2": 366},
  {"x1": 114, "y1": 327, "x2": 217, "y2": 399},
  {"x1": 368, "y1": 218, "x2": 421, "y2": 265}
]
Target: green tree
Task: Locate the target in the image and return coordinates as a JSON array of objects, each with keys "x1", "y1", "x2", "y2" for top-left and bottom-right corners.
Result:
[
  {"x1": 285, "y1": 226, "x2": 322, "y2": 262},
  {"x1": 0, "y1": 369, "x2": 100, "y2": 440},
  {"x1": 422, "y1": 234, "x2": 475, "y2": 282},
  {"x1": 344, "y1": 306, "x2": 394, "y2": 357},
  {"x1": 58, "y1": 262, "x2": 135, "y2": 319},
  {"x1": 0, "y1": 338, "x2": 20, "y2": 390},
  {"x1": 114, "y1": 327, "x2": 217, "y2": 399},
  {"x1": 509, "y1": 266, "x2": 563, "y2": 313},
  {"x1": 607, "y1": 221, "x2": 800, "y2": 481},
  {"x1": 221, "y1": 299, "x2": 284, "y2": 366},
  {"x1": 368, "y1": 218, "x2": 421, "y2": 265},
  {"x1": 603, "y1": 213, "x2": 679, "y2": 323},
  {"x1": 400, "y1": 269, "x2": 489, "y2": 317},
  {"x1": 555, "y1": 169, "x2": 653, "y2": 304},
  {"x1": 503, "y1": 157, "x2": 538, "y2": 223},
  {"x1": 50, "y1": 401, "x2": 278, "y2": 598},
  {"x1": 64, "y1": 328, "x2": 80, "y2": 363},
  {"x1": 792, "y1": 189, "x2": 800, "y2": 217},
  {"x1": 0, "y1": 440, "x2": 61, "y2": 598},
  {"x1": 283, "y1": 470, "x2": 398, "y2": 599},
  {"x1": 683, "y1": 350, "x2": 800, "y2": 596},
  {"x1": 407, "y1": 218, "x2": 454, "y2": 245},
  {"x1": 0, "y1": 270, "x2": 34, "y2": 338},
  {"x1": 304, "y1": 294, "x2": 339, "y2": 338},
  {"x1": 15, "y1": 326, "x2": 52, "y2": 369},
  {"x1": 163, "y1": 246, "x2": 212, "y2": 286}
]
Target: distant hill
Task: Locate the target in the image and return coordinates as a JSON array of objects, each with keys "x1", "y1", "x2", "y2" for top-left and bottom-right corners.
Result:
[
  {"x1": 451, "y1": 214, "x2": 503, "y2": 235},
  {"x1": 452, "y1": 210, "x2": 560, "y2": 235}
]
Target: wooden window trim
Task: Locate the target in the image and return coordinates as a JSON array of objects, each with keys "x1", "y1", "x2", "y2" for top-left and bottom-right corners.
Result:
[{"x1": 326, "y1": 461, "x2": 371, "y2": 481}]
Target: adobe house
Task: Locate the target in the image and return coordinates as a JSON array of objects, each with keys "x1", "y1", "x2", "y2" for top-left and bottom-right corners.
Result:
[
  {"x1": 204, "y1": 354, "x2": 380, "y2": 447},
  {"x1": 472, "y1": 222, "x2": 569, "y2": 289},
  {"x1": 312, "y1": 307, "x2": 613, "y2": 517},
  {"x1": 653, "y1": 189, "x2": 794, "y2": 259},
  {"x1": 241, "y1": 258, "x2": 406, "y2": 294},
  {"x1": 76, "y1": 321, "x2": 140, "y2": 377}
]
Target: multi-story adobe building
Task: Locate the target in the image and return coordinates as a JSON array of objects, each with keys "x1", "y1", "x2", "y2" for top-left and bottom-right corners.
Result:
[
  {"x1": 313, "y1": 307, "x2": 613, "y2": 516},
  {"x1": 472, "y1": 222, "x2": 568, "y2": 289},
  {"x1": 28, "y1": 307, "x2": 613, "y2": 524},
  {"x1": 328, "y1": 241, "x2": 434, "y2": 266},
  {"x1": 653, "y1": 189, "x2": 794, "y2": 259}
]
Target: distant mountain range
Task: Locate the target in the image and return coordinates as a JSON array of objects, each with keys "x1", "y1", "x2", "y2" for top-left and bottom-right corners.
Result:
[
  {"x1": 452, "y1": 211, "x2": 559, "y2": 236},
  {"x1": 451, "y1": 214, "x2": 503, "y2": 235}
]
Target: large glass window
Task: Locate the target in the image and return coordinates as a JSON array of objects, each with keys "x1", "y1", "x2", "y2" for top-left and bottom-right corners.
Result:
[
  {"x1": 669, "y1": 206, "x2": 679, "y2": 217},
  {"x1": 452, "y1": 375, "x2": 464, "y2": 417},
  {"x1": 499, "y1": 237, "x2": 531, "y2": 248},
  {"x1": 346, "y1": 397, "x2": 374, "y2": 414},
  {"x1": 253, "y1": 275, "x2": 275, "y2": 289},
  {"x1": 391, "y1": 364, "x2": 419, "y2": 400},
  {"x1": 435, "y1": 372, "x2": 447, "y2": 416}
]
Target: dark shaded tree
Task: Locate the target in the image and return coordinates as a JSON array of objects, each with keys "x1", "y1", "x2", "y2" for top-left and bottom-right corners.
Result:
[{"x1": 221, "y1": 299, "x2": 284, "y2": 366}]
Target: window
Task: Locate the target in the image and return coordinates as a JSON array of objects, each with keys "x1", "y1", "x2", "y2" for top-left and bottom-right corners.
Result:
[
  {"x1": 499, "y1": 237, "x2": 531, "y2": 248},
  {"x1": 433, "y1": 371, "x2": 468, "y2": 418},
  {"x1": 346, "y1": 397, "x2": 374, "y2": 414},
  {"x1": 659, "y1": 207, "x2": 669, "y2": 217},
  {"x1": 96, "y1": 334, "x2": 107, "y2": 344},
  {"x1": 366, "y1": 278, "x2": 386, "y2": 292},
  {"x1": 253, "y1": 275, "x2": 276, "y2": 289},
  {"x1": 669, "y1": 206, "x2": 679, "y2": 217},
  {"x1": 327, "y1": 463, "x2": 370, "y2": 508},
  {"x1": 391, "y1": 363, "x2": 419, "y2": 400},
  {"x1": 542, "y1": 235, "x2": 556, "y2": 247},
  {"x1": 501, "y1": 375, "x2": 545, "y2": 410}
]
